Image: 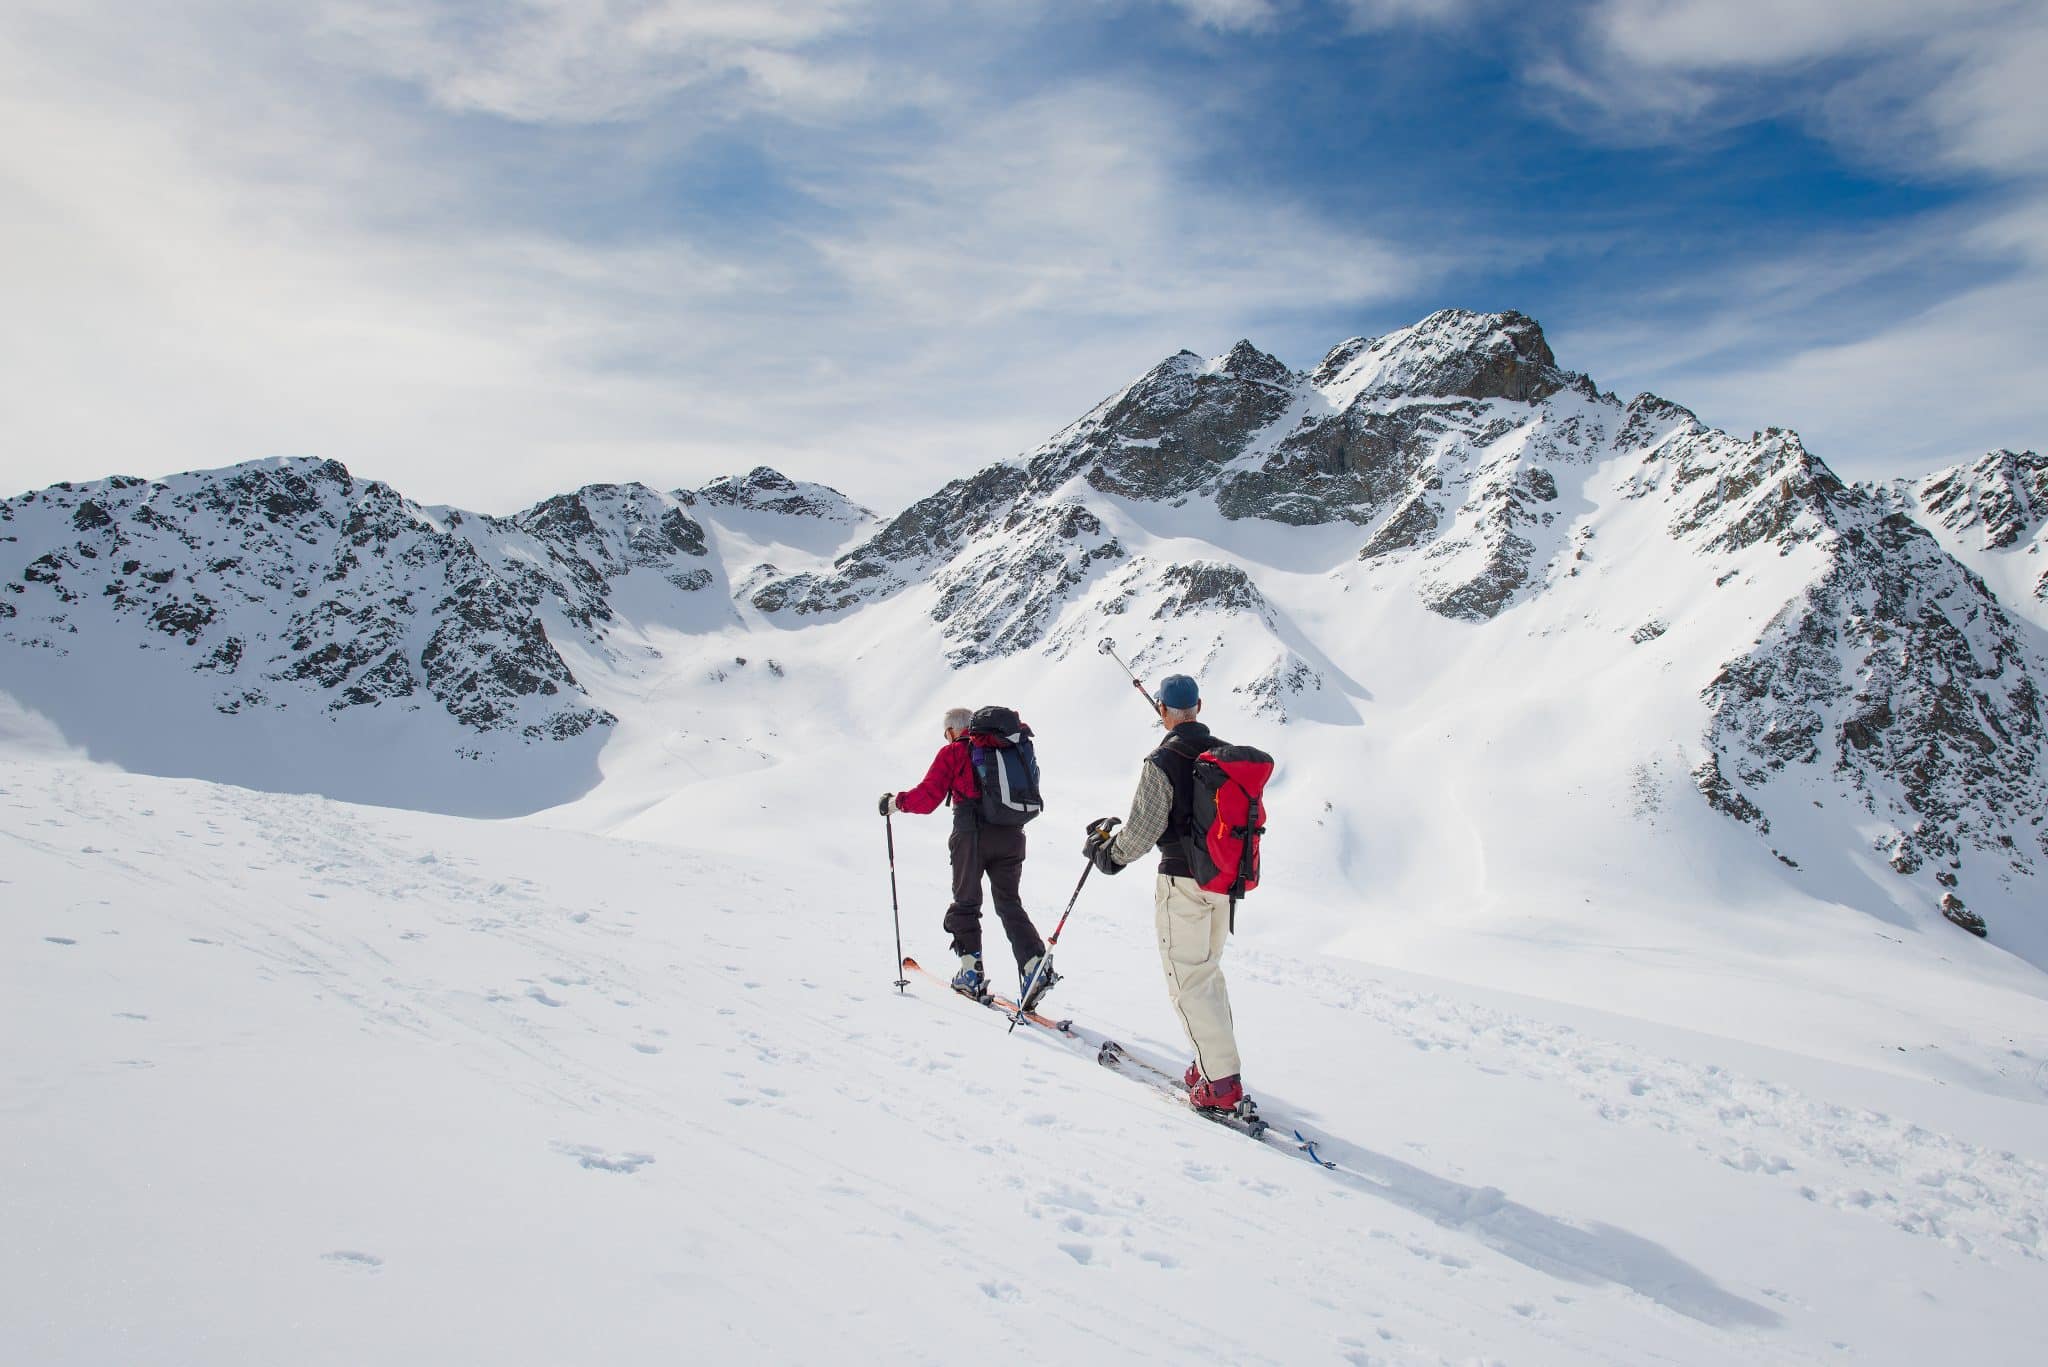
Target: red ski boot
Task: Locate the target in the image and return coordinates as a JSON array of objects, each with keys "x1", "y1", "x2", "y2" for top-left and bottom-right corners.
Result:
[
  {"x1": 1189, "y1": 1073, "x2": 1245, "y2": 1111},
  {"x1": 1184, "y1": 1061, "x2": 1201, "y2": 1090}
]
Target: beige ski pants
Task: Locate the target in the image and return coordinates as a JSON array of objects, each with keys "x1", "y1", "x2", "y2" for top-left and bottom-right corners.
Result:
[{"x1": 1153, "y1": 874, "x2": 1241, "y2": 1080}]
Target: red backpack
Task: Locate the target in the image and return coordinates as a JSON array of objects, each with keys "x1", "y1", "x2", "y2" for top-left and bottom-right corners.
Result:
[{"x1": 1181, "y1": 743, "x2": 1274, "y2": 924}]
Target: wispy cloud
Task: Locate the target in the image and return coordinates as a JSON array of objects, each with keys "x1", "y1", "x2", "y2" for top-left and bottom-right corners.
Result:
[
  {"x1": 1517, "y1": 0, "x2": 2048, "y2": 473},
  {"x1": 0, "y1": 1, "x2": 1432, "y2": 512},
  {"x1": 312, "y1": 0, "x2": 876, "y2": 123},
  {"x1": 1163, "y1": 0, "x2": 1287, "y2": 33}
]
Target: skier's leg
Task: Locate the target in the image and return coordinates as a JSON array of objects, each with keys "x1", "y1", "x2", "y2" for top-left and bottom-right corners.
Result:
[
  {"x1": 942, "y1": 828, "x2": 986, "y2": 959},
  {"x1": 982, "y1": 825, "x2": 1045, "y2": 971},
  {"x1": 1153, "y1": 874, "x2": 1242, "y2": 1080}
]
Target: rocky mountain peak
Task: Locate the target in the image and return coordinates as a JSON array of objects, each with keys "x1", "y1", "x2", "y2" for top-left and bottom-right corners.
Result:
[
  {"x1": 1214, "y1": 340, "x2": 1294, "y2": 388},
  {"x1": 1915, "y1": 448, "x2": 2047, "y2": 551},
  {"x1": 692, "y1": 466, "x2": 871, "y2": 524},
  {"x1": 1312, "y1": 308, "x2": 1575, "y2": 408}
]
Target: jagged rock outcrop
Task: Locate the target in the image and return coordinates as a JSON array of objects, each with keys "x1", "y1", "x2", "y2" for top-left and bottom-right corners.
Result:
[
  {"x1": 694, "y1": 466, "x2": 874, "y2": 525},
  {"x1": 1893, "y1": 450, "x2": 2048, "y2": 633},
  {"x1": 3, "y1": 460, "x2": 611, "y2": 738},
  {"x1": 1915, "y1": 449, "x2": 2047, "y2": 552},
  {"x1": 929, "y1": 501, "x2": 1124, "y2": 665},
  {"x1": 454, "y1": 483, "x2": 714, "y2": 651},
  {"x1": 749, "y1": 463, "x2": 1029, "y2": 619},
  {"x1": 1670, "y1": 439, "x2": 2048, "y2": 887}
]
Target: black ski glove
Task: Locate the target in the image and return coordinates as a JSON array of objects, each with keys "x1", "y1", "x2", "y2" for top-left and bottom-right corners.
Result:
[
  {"x1": 878, "y1": 792, "x2": 896, "y2": 817},
  {"x1": 1082, "y1": 816, "x2": 1123, "y2": 875}
]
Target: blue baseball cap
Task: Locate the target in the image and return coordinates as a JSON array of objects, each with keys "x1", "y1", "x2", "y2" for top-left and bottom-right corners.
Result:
[{"x1": 1157, "y1": 674, "x2": 1200, "y2": 709}]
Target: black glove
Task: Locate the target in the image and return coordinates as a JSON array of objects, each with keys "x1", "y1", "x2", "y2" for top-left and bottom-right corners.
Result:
[
  {"x1": 1082, "y1": 816, "x2": 1123, "y2": 875},
  {"x1": 878, "y1": 792, "x2": 896, "y2": 817}
]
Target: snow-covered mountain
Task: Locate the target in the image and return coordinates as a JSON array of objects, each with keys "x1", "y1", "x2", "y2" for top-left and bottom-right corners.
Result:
[
  {"x1": 0, "y1": 460, "x2": 870, "y2": 812},
  {"x1": 738, "y1": 309, "x2": 2048, "y2": 954},
  {"x1": 4, "y1": 308, "x2": 2044, "y2": 955}
]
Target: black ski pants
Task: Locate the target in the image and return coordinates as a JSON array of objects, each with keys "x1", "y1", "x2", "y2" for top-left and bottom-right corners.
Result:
[{"x1": 944, "y1": 821, "x2": 1045, "y2": 971}]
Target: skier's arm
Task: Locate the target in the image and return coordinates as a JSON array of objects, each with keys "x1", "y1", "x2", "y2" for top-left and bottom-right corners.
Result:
[
  {"x1": 895, "y1": 743, "x2": 965, "y2": 815},
  {"x1": 1108, "y1": 761, "x2": 1171, "y2": 865}
]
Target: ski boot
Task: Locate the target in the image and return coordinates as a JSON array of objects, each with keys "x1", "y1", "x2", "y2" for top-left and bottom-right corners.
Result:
[
  {"x1": 1189, "y1": 1073, "x2": 1245, "y2": 1112},
  {"x1": 1018, "y1": 955, "x2": 1061, "y2": 1012},
  {"x1": 1184, "y1": 1061, "x2": 1201, "y2": 1090},
  {"x1": 950, "y1": 953, "x2": 992, "y2": 1002}
]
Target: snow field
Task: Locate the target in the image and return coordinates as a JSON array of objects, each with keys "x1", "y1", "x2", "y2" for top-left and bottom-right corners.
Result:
[{"x1": 6, "y1": 745, "x2": 2046, "y2": 1365}]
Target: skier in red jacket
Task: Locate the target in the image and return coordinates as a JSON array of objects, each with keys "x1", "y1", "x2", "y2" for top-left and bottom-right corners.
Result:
[{"x1": 881, "y1": 707, "x2": 1052, "y2": 1004}]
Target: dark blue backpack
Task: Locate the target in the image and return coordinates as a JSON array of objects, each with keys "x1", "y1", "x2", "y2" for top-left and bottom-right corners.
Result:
[{"x1": 967, "y1": 706, "x2": 1042, "y2": 826}]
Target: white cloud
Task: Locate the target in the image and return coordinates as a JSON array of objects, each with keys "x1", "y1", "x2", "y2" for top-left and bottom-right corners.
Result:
[
  {"x1": 311, "y1": 0, "x2": 875, "y2": 123},
  {"x1": 1522, "y1": 0, "x2": 2048, "y2": 471},
  {"x1": 808, "y1": 85, "x2": 1421, "y2": 325},
  {"x1": 1668, "y1": 254, "x2": 2048, "y2": 480},
  {"x1": 1341, "y1": 0, "x2": 1476, "y2": 33},
  {"x1": 1164, "y1": 0, "x2": 1286, "y2": 32},
  {"x1": 0, "y1": 3, "x2": 1432, "y2": 514}
]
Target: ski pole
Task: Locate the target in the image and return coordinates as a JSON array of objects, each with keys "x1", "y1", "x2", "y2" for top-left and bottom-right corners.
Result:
[
  {"x1": 885, "y1": 810, "x2": 908, "y2": 992},
  {"x1": 1009, "y1": 824, "x2": 1113, "y2": 1033},
  {"x1": 1097, "y1": 638, "x2": 1159, "y2": 715}
]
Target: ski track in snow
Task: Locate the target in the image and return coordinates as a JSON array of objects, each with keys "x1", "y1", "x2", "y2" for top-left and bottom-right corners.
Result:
[{"x1": 1234, "y1": 953, "x2": 2048, "y2": 1264}]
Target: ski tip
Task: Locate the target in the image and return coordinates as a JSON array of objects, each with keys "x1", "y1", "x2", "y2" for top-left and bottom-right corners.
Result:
[{"x1": 901, "y1": 956, "x2": 920, "y2": 972}]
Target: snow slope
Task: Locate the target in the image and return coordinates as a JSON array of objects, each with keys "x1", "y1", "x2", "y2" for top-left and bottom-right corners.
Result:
[{"x1": 5, "y1": 725, "x2": 2046, "y2": 1365}]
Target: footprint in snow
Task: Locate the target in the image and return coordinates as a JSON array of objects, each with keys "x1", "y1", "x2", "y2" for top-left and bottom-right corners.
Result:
[
  {"x1": 553, "y1": 1143, "x2": 654, "y2": 1174},
  {"x1": 45, "y1": 937, "x2": 77, "y2": 946},
  {"x1": 1057, "y1": 1243, "x2": 1096, "y2": 1266},
  {"x1": 321, "y1": 1251, "x2": 383, "y2": 1272},
  {"x1": 525, "y1": 986, "x2": 564, "y2": 1008},
  {"x1": 631, "y1": 1043, "x2": 663, "y2": 1055}
]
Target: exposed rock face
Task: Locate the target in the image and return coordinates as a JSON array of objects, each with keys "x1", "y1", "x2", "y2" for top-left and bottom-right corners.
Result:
[
  {"x1": 1152, "y1": 562, "x2": 1268, "y2": 620},
  {"x1": 749, "y1": 463, "x2": 1030, "y2": 619},
  {"x1": 1897, "y1": 449, "x2": 2048, "y2": 630},
  {"x1": 457, "y1": 483, "x2": 715, "y2": 649},
  {"x1": 928, "y1": 501, "x2": 1125, "y2": 665},
  {"x1": 1674, "y1": 444, "x2": 2048, "y2": 887},
  {"x1": 1915, "y1": 449, "x2": 2047, "y2": 551},
  {"x1": 694, "y1": 466, "x2": 874, "y2": 526},
  {"x1": 1309, "y1": 309, "x2": 1574, "y2": 406}
]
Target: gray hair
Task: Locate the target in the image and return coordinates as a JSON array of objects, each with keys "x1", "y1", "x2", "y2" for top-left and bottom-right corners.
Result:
[
  {"x1": 943, "y1": 707, "x2": 972, "y2": 732},
  {"x1": 1162, "y1": 703, "x2": 1200, "y2": 724}
]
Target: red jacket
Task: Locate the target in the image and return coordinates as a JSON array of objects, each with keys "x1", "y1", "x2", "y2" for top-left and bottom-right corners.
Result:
[{"x1": 896, "y1": 739, "x2": 977, "y2": 814}]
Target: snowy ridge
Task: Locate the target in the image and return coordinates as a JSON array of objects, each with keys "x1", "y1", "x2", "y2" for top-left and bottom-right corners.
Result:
[{"x1": 0, "y1": 458, "x2": 869, "y2": 811}]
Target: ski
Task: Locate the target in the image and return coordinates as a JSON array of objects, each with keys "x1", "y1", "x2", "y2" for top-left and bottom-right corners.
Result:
[
  {"x1": 900, "y1": 957, "x2": 1074, "y2": 1034},
  {"x1": 903, "y1": 956, "x2": 1338, "y2": 1168},
  {"x1": 1095, "y1": 1038, "x2": 1270, "y2": 1140},
  {"x1": 1092, "y1": 1041, "x2": 1336, "y2": 1166}
]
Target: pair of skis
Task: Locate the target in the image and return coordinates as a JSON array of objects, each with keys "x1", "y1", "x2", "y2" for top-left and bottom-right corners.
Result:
[{"x1": 901, "y1": 957, "x2": 1335, "y2": 1168}]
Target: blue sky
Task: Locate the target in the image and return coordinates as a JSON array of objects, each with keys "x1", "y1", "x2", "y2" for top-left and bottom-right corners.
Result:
[{"x1": 2, "y1": 0, "x2": 2044, "y2": 513}]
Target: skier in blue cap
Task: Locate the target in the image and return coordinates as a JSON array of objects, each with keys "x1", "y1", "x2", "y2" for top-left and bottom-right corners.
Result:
[{"x1": 1083, "y1": 673, "x2": 1248, "y2": 1113}]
